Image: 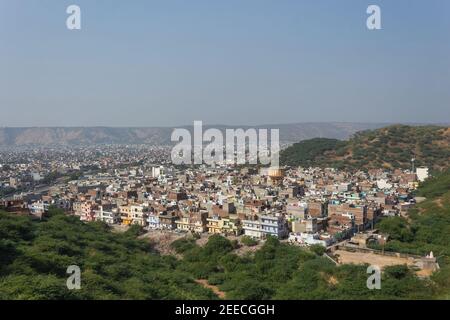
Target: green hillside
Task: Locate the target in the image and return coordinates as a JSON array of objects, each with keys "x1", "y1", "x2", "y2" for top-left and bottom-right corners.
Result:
[
  {"x1": 370, "y1": 170, "x2": 450, "y2": 298},
  {"x1": 0, "y1": 210, "x2": 443, "y2": 299},
  {"x1": 280, "y1": 125, "x2": 450, "y2": 170},
  {"x1": 0, "y1": 210, "x2": 438, "y2": 300},
  {"x1": 0, "y1": 210, "x2": 216, "y2": 299},
  {"x1": 279, "y1": 138, "x2": 345, "y2": 167}
]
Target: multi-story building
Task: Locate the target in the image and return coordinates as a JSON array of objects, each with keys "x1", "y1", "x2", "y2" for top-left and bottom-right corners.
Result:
[
  {"x1": 292, "y1": 218, "x2": 319, "y2": 233},
  {"x1": 260, "y1": 214, "x2": 288, "y2": 238},
  {"x1": 176, "y1": 211, "x2": 208, "y2": 233},
  {"x1": 206, "y1": 214, "x2": 242, "y2": 236},
  {"x1": 72, "y1": 201, "x2": 82, "y2": 215},
  {"x1": 94, "y1": 205, "x2": 121, "y2": 224},
  {"x1": 130, "y1": 204, "x2": 150, "y2": 226},
  {"x1": 53, "y1": 198, "x2": 72, "y2": 211},
  {"x1": 74, "y1": 201, "x2": 97, "y2": 222},
  {"x1": 158, "y1": 211, "x2": 178, "y2": 230},
  {"x1": 243, "y1": 213, "x2": 287, "y2": 239},
  {"x1": 206, "y1": 215, "x2": 224, "y2": 234},
  {"x1": 308, "y1": 201, "x2": 325, "y2": 218},
  {"x1": 147, "y1": 211, "x2": 160, "y2": 229},
  {"x1": 242, "y1": 218, "x2": 263, "y2": 239},
  {"x1": 221, "y1": 215, "x2": 242, "y2": 236},
  {"x1": 286, "y1": 203, "x2": 306, "y2": 220},
  {"x1": 119, "y1": 204, "x2": 133, "y2": 225},
  {"x1": 28, "y1": 200, "x2": 49, "y2": 217},
  {"x1": 119, "y1": 204, "x2": 149, "y2": 226}
]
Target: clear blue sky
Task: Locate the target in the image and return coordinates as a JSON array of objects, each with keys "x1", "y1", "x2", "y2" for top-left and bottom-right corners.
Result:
[{"x1": 1, "y1": 0, "x2": 449, "y2": 127}]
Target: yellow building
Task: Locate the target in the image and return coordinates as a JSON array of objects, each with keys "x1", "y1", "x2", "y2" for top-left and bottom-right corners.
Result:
[
  {"x1": 206, "y1": 215, "x2": 242, "y2": 236},
  {"x1": 119, "y1": 204, "x2": 149, "y2": 226},
  {"x1": 176, "y1": 215, "x2": 191, "y2": 231},
  {"x1": 119, "y1": 205, "x2": 132, "y2": 225},
  {"x1": 206, "y1": 216, "x2": 224, "y2": 234}
]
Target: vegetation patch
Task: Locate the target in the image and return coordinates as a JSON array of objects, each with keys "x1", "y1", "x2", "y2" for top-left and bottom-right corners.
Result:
[{"x1": 281, "y1": 125, "x2": 450, "y2": 171}]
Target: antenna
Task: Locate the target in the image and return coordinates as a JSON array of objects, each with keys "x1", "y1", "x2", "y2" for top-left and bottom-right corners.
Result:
[{"x1": 411, "y1": 157, "x2": 415, "y2": 173}]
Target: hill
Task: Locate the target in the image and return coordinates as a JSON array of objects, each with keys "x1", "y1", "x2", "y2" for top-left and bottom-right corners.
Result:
[
  {"x1": 371, "y1": 170, "x2": 450, "y2": 298},
  {"x1": 0, "y1": 123, "x2": 389, "y2": 146},
  {"x1": 0, "y1": 210, "x2": 216, "y2": 299},
  {"x1": 0, "y1": 209, "x2": 438, "y2": 300},
  {"x1": 280, "y1": 125, "x2": 450, "y2": 170}
]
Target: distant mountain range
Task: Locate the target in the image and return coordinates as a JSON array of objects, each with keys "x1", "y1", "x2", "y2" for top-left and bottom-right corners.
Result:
[
  {"x1": 0, "y1": 123, "x2": 447, "y2": 147},
  {"x1": 0, "y1": 123, "x2": 396, "y2": 146}
]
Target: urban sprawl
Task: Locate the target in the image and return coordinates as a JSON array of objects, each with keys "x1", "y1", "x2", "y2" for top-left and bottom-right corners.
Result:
[{"x1": 0, "y1": 145, "x2": 438, "y2": 274}]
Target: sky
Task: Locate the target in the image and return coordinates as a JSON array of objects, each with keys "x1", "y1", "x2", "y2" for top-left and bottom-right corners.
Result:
[{"x1": 0, "y1": 0, "x2": 449, "y2": 127}]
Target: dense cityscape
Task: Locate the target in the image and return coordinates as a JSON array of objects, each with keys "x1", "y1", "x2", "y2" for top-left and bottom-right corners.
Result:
[{"x1": 0, "y1": 143, "x2": 439, "y2": 277}]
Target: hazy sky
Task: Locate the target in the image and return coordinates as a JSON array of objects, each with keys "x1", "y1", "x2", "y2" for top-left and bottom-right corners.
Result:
[{"x1": 1, "y1": 0, "x2": 449, "y2": 127}]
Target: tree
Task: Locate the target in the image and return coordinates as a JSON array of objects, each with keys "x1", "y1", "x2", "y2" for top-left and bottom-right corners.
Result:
[
  {"x1": 309, "y1": 244, "x2": 326, "y2": 256},
  {"x1": 240, "y1": 236, "x2": 258, "y2": 246}
]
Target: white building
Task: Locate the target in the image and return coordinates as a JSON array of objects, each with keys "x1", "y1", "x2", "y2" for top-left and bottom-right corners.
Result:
[
  {"x1": 152, "y1": 166, "x2": 162, "y2": 178},
  {"x1": 94, "y1": 206, "x2": 121, "y2": 224},
  {"x1": 416, "y1": 167, "x2": 429, "y2": 182},
  {"x1": 242, "y1": 213, "x2": 288, "y2": 239},
  {"x1": 28, "y1": 201, "x2": 49, "y2": 216},
  {"x1": 288, "y1": 232, "x2": 332, "y2": 247},
  {"x1": 242, "y1": 219, "x2": 263, "y2": 239}
]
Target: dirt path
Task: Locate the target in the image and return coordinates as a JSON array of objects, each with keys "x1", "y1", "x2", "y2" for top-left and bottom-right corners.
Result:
[
  {"x1": 434, "y1": 198, "x2": 444, "y2": 208},
  {"x1": 140, "y1": 230, "x2": 185, "y2": 257},
  {"x1": 334, "y1": 249, "x2": 414, "y2": 269},
  {"x1": 111, "y1": 224, "x2": 129, "y2": 233},
  {"x1": 195, "y1": 279, "x2": 226, "y2": 299}
]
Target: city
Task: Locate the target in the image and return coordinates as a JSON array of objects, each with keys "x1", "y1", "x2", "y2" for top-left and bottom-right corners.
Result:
[
  {"x1": 0, "y1": 143, "x2": 439, "y2": 276},
  {"x1": 1, "y1": 0, "x2": 449, "y2": 315}
]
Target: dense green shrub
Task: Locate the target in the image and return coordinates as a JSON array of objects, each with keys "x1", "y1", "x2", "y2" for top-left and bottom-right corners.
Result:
[{"x1": 240, "y1": 236, "x2": 258, "y2": 246}]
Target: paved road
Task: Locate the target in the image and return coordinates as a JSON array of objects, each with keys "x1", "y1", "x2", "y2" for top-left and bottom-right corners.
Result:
[{"x1": 2, "y1": 177, "x2": 68, "y2": 200}]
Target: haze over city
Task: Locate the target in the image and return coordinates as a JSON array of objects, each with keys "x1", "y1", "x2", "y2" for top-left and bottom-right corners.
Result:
[{"x1": 1, "y1": 0, "x2": 449, "y2": 127}]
